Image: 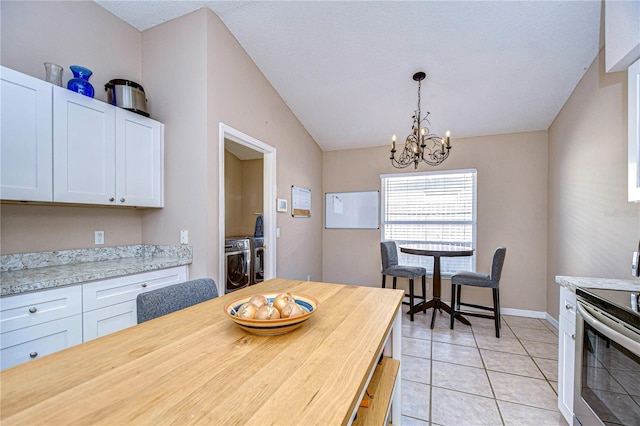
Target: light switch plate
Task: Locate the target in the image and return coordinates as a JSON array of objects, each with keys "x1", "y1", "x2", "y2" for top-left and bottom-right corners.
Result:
[
  {"x1": 180, "y1": 230, "x2": 188, "y2": 245},
  {"x1": 632, "y1": 251, "x2": 639, "y2": 277}
]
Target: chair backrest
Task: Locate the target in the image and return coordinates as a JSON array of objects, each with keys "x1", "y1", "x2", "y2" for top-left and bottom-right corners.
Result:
[
  {"x1": 136, "y1": 278, "x2": 218, "y2": 323},
  {"x1": 380, "y1": 241, "x2": 399, "y2": 269},
  {"x1": 490, "y1": 247, "x2": 507, "y2": 285}
]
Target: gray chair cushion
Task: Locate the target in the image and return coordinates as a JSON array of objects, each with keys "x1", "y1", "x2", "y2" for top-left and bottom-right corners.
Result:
[
  {"x1": 383, "y1": 265, "x2": 427, "y2": 279},
  {"x1": 451, "y1": 247, "x2": 506, "y2": 288},
  {"x1": 380, "y1": 241, "x2": 426, "y2": 279},
  {"x1": 137, "y1": 278, "x2": 218, "y2": 323},
  {"x1": 450, "y1": 271, "x2": 493, "y2": 287}
]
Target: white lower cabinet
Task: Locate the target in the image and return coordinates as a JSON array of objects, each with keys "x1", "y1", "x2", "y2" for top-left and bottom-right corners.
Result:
[
  {"x1": 0, "y1": 285, "x2": 83, "y2": 370},
  {"x1": 0, "y1": 266, "x2": 188, "y2": 369},
  {"x1": 0, "y1": 315, "x2": 82, "y2": 370},
  {"x1": 558, "y1": 287, "x2": 577, "y2": 424},
  {"x1": 82, "y1": 266, "x2": 188, "y2": 341},
  {"x1": 82, "y1": 300, "x2": 137, "y2": 341}
]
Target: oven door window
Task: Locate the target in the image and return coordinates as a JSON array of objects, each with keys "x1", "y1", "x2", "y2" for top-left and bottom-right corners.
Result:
[{"x1": 580, "y1": 323, "x2": 640, "y2": 426}]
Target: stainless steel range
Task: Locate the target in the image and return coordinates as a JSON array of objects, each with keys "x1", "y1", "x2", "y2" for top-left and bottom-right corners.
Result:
[{"x1": 573, "y1": 287, "x2": 640, "y2": 426}]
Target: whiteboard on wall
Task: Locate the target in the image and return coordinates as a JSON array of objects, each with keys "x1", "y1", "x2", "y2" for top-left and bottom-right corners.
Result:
[{"x1": 325, "y1": 191, "x2": 379, "y2": 229}]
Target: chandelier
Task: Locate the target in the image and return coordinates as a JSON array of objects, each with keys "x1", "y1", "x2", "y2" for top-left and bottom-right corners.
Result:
[{"x1": 390, "y1": 71, "x2": 451, "y2": 169}]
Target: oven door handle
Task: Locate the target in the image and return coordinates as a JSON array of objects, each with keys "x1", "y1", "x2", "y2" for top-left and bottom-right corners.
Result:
[{"x1": 577, "y1": 302, "x2": 640, "y2": 357}]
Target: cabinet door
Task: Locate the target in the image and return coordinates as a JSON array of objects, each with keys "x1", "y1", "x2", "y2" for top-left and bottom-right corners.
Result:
[
  {"x1": 115, "y1": 108, "x2": 164, "y2": 207},
  {"x1": 83, "y1": 300, "x2": 137, "y2": 341},
  {"x1": 558, "y1": 312, "x2": 576, "y2": 424},
  {"x1": 0, "y1": 314, "x2": 82, "y2": 370},
  {"x1": 629, "y1": 58, "x2": 640, "y2": 202},
  {"x1": 0, "y1": 66, "x2": 53, "y2": 202},
  {"x1": 53, "y1": 86, "x2": 116, "y2": 205}
]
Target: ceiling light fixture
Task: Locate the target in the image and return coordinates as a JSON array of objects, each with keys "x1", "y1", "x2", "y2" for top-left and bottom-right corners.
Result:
[{"x1": 390, "y1": 71, "x2": 451, "y2": 169}]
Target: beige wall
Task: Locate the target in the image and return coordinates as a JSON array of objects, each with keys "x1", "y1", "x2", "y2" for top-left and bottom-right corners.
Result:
[
  {"x1": 0, "y1": 1, "x2": 144, "y2": 254},
  {"x1": 323, "y1": 131, "x2": 549, "y2": 312},
  {"x1": 224, "y1": 151, "x2": 263, "y2": 237},
  {"x1": 547, "y1": 50, "x2": 640, "y2": 319},
  {"x1": 241, "y1": 158, "x2": 264, "y2": 236},
  {"x1": 1, "y1": 4, "x2": 323, "y2": 285},
  {"x1": 225, "y1": 151, "x2": 243, "y2": 236},
  {"x1": 140, "y1": 9, "x2": 323, "y2": 281}
]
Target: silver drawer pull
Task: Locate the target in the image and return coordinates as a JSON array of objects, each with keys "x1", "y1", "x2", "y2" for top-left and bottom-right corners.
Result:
[
  {"x1": 29, "y1": 352, "x2": 38, "y2": 358},
  {"x1": 120, "y1": 198, "x2": 125, "y2": 203},
  {"x1": 571, "y1": 334, "x2": 575, "y2": 340},
  {"x1": 564, "y1": 302, "x2": 574, "y2": 311},
  {"x1": 141, "y1": 283, "x2": 147, "y2": 288},
  {"x1": 28, "y1": 307, "x2": 37, "y2": 313},
  {"x1": 109, "y1": 197, "x2": 115, "y2": 202}
]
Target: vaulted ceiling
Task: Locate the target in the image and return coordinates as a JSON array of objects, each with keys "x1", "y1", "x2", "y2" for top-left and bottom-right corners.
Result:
[{"x1": 95, "y1": 1, "x2": 601, "y2": 151}]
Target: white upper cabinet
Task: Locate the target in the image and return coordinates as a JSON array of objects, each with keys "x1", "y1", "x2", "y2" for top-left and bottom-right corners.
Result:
[
  {"x1": 52, "y1": 86, "x2": 164, "y2": 207},
  {"x1": 115, "y1": 108, "x2": 164, "y2": 207},
  {"x1": 629, "y1": 59, "x2": 640, "y2": 202},
  {"x1": 0, "y1": 66, "x2": 53, "y2": 202},
  {"x1": 53, "y1": 86, "x2": 116, "y2": 205},
  {"x1": 1, "y1": 66, "x2": 163, "y2": 207}
]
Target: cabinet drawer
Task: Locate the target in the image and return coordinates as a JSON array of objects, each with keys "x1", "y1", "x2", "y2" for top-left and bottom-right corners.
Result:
[
  {"x1": 83, "y1": 300, "x2": 137, "y2": 342},
  {"x1": 0, "y1": 314, "x2": 82, "y2": 370},
  {"x1": 83, "y1": 266, "x2": 187, "y2": 311},
  {"x1": 559, "y1": 287, "x2": 577, "y2": 325},
  {"x1": 0, "y1": 286, "x2": 82, "y2": 333}
]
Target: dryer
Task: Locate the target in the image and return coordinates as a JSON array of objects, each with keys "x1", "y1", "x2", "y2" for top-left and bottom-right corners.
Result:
[{"x1": 224, "y1": 237, "x2": 251, "y2": 293}]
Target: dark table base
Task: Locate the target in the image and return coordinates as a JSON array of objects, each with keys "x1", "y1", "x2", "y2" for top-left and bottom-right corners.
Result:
[{"x1": 408, "y1": 297, "x2": 471, "y2": 329}]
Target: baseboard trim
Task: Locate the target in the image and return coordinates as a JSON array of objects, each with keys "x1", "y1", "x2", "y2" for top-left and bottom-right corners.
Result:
[
  {"x1": 545, "y1": 312, "x2": 559, "y2": 330},
  {"x1": 500, "y1": 307, "x2": 546, "y2": 319}
]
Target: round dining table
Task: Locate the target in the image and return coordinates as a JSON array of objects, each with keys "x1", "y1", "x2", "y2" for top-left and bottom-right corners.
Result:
[{"x1": 400, "y1": 244, "x2": 475, "y2": 329}]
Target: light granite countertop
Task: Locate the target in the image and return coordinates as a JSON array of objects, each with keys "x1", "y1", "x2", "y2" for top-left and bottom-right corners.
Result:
[
  {"x1": 555, "y1": 275, "x2": 640, "y2": 292},
  {"x1": 1, "y1": 245, "x2": 192, "y2": 297}
]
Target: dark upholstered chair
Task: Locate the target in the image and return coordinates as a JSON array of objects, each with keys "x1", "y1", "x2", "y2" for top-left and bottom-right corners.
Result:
[
  {"x1": 450, "y1": 247, "x2": 506, "y2": 337},
  {"x1": 137, "y1": 278, "x2": 218, "y2": 323},
  {"x1": 380, "y1": 241, "x2": 427, "y2": 321}
]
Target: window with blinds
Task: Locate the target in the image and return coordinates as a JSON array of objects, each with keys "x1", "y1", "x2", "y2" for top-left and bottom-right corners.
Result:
[{"x1": 381, "y1": 169, "x2": 477, "y2": 276}]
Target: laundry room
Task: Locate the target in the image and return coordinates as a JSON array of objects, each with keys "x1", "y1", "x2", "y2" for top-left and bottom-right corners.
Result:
[{"x1": 224, "y1": 139, "x2": 265, "y2": 293}]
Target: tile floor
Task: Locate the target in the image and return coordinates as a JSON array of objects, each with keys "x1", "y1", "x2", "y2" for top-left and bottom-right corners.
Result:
[{"x1": 400, "y1": 309, "x2": 566, "y2": 426}]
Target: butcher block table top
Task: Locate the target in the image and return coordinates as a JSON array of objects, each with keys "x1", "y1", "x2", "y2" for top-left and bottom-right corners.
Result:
[{"x1": 0, "y1": 279, "x2": 404, "y2": 425}]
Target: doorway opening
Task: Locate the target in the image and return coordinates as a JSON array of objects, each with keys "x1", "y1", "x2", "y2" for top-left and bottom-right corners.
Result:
[{"x1": 218, "y1": 123, "x2": 276, "y2": 294}]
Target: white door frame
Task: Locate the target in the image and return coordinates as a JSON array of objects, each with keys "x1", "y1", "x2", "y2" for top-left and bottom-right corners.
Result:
[{"x1": 218, "y1": 123, "x2": 277, "y2": 294}]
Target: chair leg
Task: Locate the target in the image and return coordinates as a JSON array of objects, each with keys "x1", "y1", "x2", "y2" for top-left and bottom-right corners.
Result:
[
  {"x1": 450, "y1": 284, "x2": 457, "y2": 330},
  {"x1": 392, "y1": 277, "x2": 397, "y2": 289},
  {"x1": 382, "y1": 275, "x2": 386, "y2": 288},
  {"x1": 493, "y1": 288, "x2": 500, "y2": 338},
  {"x1": 421, "y1": 275, "x2": 427, "y2": 313},
  {"x1": 409, "y1": 278, "x2": 415, "y2": 322},
  {"x1": 456, "y1": 285, "x2": 462, "y2": 310}
]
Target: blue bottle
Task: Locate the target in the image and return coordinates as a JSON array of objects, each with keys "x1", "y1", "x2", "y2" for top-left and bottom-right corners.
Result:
[{"x1": 67, "y1": 65, "x2": 95, "y2": 98}]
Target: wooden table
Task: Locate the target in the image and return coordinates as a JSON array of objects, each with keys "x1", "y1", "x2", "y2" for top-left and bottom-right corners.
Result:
[
  {"x1": 0, "y1": 279, "x2": 404, "y2": 426},
  {"x1": 400, "y1": 244, "x2": 474, "y2": 329}
]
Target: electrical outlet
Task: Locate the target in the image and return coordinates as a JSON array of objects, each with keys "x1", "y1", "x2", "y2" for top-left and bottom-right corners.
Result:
[
  {"x1": 180, "y1": 230, "x2": 188, "y2": 245},
  {"x1": 95, "y1": 231, "x2": 104, "y2": 245}
]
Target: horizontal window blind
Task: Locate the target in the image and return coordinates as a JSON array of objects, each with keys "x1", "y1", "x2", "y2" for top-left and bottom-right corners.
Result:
[{"x1": 381, "y1": 170, "x2": 477, "y2": 276}]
